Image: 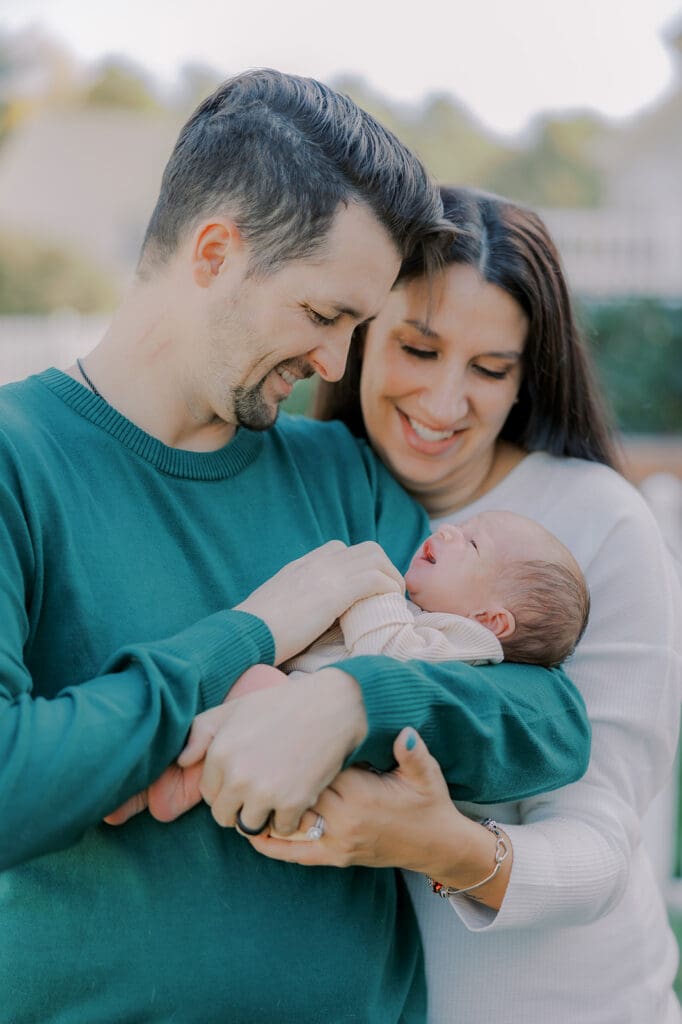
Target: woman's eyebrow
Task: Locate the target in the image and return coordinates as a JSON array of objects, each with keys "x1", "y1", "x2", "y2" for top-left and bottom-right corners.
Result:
[{"x1": 404, "y1": 318, "x2": 439, "y2": 339}]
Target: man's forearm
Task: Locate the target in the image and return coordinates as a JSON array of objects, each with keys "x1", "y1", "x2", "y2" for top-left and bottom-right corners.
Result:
[{"x1": 337, "y1": 656, "x2": 590, "y2": 802}]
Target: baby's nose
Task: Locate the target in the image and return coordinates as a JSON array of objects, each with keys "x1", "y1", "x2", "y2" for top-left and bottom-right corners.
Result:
[{"x1": 437, "y1": 524, "x2": 463, "y2": 543}]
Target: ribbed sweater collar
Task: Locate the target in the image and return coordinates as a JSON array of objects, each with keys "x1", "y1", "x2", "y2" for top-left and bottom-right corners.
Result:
[{"x1": 38, "y1": 368, "x2": 264, "y2": 481}]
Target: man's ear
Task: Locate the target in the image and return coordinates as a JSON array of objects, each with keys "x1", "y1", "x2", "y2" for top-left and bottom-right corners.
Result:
[
  {"x1": 470, "y1": 607, "x2": 516, "y2": 640},
  {"x1": 192, "y1": 222, "x2": 244, "y2": 286}
]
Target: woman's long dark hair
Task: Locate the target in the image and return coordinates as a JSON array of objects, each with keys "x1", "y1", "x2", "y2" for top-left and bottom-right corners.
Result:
[{"x1": 314, "y1": 186, "x2": 620, "y2": 470}]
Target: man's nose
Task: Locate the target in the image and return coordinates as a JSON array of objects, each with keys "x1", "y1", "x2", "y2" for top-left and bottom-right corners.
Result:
[{"x1": 309, "y1": 332, "x2": 353, "y2": 383}]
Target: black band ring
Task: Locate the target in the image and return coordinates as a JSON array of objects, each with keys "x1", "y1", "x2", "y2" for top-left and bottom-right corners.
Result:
[{"x1": 235, "y1": 809, "x2": 272, "y2": 836}]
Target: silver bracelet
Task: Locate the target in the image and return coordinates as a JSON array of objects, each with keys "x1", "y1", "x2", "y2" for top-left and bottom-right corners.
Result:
[{"x1": 426, "y1": 818, "x2": 510, "y2": 898}]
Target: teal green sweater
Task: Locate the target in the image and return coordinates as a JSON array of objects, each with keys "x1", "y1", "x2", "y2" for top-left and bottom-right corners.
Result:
[{"x1": 0, "y1": 370, "x2": 589, "y2": 1023}]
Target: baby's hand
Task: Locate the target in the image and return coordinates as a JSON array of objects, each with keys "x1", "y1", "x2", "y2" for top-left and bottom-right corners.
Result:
[{"x1": 228, "y1": 664, "x2": 288, "y2": 700}]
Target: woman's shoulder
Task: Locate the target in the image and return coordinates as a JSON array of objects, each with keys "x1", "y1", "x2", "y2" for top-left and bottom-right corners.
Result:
[
  {"x1": 517, "y1": 451, "x2": 649, "y2": 520},
  {"x1": 477, "y1": 450, "x2": 664, "y2": 571}
]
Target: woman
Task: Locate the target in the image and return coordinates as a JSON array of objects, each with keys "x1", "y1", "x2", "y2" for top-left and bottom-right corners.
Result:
[{"x1": 253, "y1": 187, "x2": 682, "y2": 1022}]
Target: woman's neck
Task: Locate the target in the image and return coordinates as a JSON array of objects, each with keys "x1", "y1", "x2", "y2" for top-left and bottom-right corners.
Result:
[{"x1": 412, "y1": 441, "x2": 527, "y2": 519}]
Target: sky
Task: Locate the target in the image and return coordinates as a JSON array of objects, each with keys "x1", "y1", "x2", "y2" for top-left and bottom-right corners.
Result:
[{"x1": 3, "y1": 0, "x2": 682, "y2": 137}]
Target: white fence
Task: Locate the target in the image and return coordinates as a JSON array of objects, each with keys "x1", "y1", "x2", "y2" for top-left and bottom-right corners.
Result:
[{"x1": 540, "y1": 208, "x2": 682, "y2": 298}]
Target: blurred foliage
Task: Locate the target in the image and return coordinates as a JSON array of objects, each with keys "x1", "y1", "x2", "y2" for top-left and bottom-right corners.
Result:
[
  {"x1": 335, "y1": 75, "x2": 604, "y2": 205},
  {"x1": 283, "y1": 300, "x2": 682, "y2": 436},
  {"x1": 0, "y1": 232, "x2": 117, "y2": 313},
  {"x1": 485, "y1": 115, "x2": 605, "y2": 207},
  {"x1": 82, "y1": 59, "x2": 162, "y2": 112},
  {"x1": 175, "y1": 62, "x2": 224, "y2": 115},
  {"x1": 581, "y1": 298, "x2": 682, "y2": 433}
]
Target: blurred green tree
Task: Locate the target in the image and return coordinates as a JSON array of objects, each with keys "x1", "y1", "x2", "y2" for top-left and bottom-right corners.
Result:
[
  {"x1": 83, "y1": 59, "x2": 161, "y2": 112},
  {"x1": 484, "y1": 114, "x2": 605, "y2": 207}
]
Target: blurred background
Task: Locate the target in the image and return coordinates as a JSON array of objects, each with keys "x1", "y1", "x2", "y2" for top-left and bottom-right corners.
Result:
[{"x1": 1, "y1": 0, "x2": 681, "y2": 974}]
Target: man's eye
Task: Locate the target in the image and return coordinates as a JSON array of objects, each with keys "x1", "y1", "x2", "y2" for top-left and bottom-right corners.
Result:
[
  {"x1": 401, "y1": 345, "x2": 437, "y2": 360},
  {"x1": 307, "y1": 308, "x2": 339, "y2": 327},
  {"x1": 470, "y1": 539, "x2": 478, "y2": 551}
]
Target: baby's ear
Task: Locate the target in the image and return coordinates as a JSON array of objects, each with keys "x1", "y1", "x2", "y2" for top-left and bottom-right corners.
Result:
[{"x1": 471, "y1": 607, "x2": 516, "y2": 640}]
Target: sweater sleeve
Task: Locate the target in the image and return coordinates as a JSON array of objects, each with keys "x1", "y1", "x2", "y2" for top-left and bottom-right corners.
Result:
[
  {"x1": 0, "y1": 472, "x2": 274, "y2": 871},
  {"x1": 341, "y1": 595, "x2": 503, "y2": 663},
  {"x1": 333, "y1": 443, "x2": 591, "y2": 802},
  {"x1": 447, "y1": 484, "x2": 682, "y2": 931}
]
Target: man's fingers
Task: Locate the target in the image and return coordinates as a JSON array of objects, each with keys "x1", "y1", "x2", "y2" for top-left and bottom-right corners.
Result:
[{"x1": 177, "y1": 711, "x2": 224, "y2": 767}]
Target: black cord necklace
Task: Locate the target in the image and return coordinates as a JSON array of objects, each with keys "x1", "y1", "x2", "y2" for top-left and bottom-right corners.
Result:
[{"x1": 76, "y1": 358, "x2": 103, "y2": 399}]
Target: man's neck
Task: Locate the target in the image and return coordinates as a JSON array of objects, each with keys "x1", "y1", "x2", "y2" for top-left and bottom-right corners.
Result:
[{"x1": 71, "y1": 280, "x2": 237, "y2": 452}]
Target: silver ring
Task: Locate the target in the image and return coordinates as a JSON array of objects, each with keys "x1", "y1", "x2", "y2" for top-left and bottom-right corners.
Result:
[{"x1": 306, "y1": 814, "x2": 325, "y2": 840}]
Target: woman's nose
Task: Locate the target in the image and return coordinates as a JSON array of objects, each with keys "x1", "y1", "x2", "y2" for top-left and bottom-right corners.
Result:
[{"x1": 422, "y1": 375, "x2": 469, "y2": 424}]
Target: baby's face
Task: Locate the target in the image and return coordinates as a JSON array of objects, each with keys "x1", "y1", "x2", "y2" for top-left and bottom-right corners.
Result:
[{"x1": 405, "y1": 510, "x2": 558, "y2": 615}]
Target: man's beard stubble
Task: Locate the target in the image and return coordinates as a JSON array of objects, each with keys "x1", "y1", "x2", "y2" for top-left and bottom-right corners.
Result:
[{"x1": 233, "y1": 358, "x2": 314, "y2": 432}]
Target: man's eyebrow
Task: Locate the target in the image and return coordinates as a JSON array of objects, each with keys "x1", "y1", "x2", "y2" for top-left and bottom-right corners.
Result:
[{"x1": 333, "y1": 304, "x2": 380, "y2": 323}]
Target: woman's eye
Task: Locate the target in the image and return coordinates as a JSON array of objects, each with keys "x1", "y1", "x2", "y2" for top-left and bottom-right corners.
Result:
[
  {"x1": 401, "y1": 345, "x2": 437, "y2": 360},
  {"x1": 474, "y1": 365, "x2": 509, "y2": 380},
  {"x1": 307, "y1": 308, "x2": 339, "y2": 327},
  {"x1": 469, "y1": 539, "x2": 478, "y2": 551}
]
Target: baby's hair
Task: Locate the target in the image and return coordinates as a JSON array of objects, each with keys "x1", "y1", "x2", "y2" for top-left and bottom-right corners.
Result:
[{"x1": 497, "y1": 559, "x2": 590, "y2": 667}]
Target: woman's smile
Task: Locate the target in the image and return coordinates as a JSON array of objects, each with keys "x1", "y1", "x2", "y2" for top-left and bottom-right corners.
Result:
[{"x1": 397, "y1": 408, "x2": 467, "y2": 455}]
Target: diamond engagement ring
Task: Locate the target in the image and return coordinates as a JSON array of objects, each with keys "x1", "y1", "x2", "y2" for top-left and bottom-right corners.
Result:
[{"x1": 306, "y1": 814, "x2": 325, "y2": 840}]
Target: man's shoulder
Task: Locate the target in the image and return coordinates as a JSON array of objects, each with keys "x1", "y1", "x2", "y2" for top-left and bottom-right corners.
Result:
[
  {"x1": 274, "y1": 412, "x2": 356, "y2": 445},
  {"x1": 272, "y1": 413, "x2": 373, "y2": 465},
  {"x1": 0, "y1": 375, "x2": 49, "y2": 451}
]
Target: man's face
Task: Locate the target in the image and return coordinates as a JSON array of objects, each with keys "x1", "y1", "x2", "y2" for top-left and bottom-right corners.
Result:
[{"x1": 204, "y1": 203, "x2": 402, "y2": 432}]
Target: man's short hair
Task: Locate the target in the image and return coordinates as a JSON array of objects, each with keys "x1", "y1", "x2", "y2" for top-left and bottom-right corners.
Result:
[
  {"x1": 140, "y1": 68, "x2": 448, "y2": 277},
  {"x1": 498, "y1": 559, "x2": 590, "y2": 668}
]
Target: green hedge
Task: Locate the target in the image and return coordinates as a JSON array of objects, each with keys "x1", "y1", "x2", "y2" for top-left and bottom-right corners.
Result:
[{"x1": 579, "y1": 298, "x2": 682, "y2": 435}]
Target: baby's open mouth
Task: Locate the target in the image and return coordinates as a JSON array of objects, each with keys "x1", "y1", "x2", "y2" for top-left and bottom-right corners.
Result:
[{"x1": 422, "y1": 539, "x2": 436, "y2": 564}]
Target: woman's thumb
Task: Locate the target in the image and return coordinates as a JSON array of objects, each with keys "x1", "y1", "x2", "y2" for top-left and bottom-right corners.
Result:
[{"x1": 393, "y1": 727, "x2": 432, "y2": 775}]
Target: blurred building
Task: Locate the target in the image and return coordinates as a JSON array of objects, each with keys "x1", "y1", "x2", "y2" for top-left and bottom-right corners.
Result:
[
  {"x1": 541, "y1": 23, "x2": 682, "y2": 298},
  {"x1": 0, "y1": 108, "x2": 180, "y2": 286}
]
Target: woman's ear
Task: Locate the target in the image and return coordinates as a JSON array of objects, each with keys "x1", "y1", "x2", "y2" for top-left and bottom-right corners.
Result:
[{"x1": 470, "y1": 607, "x2": 516, "y2": 640}]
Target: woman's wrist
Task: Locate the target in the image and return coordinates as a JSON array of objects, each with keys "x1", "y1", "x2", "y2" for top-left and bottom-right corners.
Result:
[{"x1": 421, "y1": 812, "x2": 513, "y2": 911}]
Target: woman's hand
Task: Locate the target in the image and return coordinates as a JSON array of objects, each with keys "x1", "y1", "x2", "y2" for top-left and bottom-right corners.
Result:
[
  {"x1": 247, "y1": 727, "x2": 456, "y2": 871},
  {"x1": 236, "y1": 540, "x2": 404, "y2": 664},
  {"x1": 247, "y1": 728, "x2": 512, "y2": 910}
]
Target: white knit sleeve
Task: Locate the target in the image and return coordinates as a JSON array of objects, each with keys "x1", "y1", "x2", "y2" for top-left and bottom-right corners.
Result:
[
  {"x1": 340, "y1": 594, "x2": 502, "y2": 663},
  {"x1": 449, "y1": 475, "x2": 682, "y2": 932}
]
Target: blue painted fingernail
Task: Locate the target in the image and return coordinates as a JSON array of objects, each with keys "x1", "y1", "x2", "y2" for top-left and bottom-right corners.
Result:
[{"x1": 405, "y1": 730, "x2": 417, "y2": 751}]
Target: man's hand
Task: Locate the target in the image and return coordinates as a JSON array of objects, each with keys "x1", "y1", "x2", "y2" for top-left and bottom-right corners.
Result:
[
  {"x1": 104, "y1": 665, "x2": 289, "y2": 826},
  {"x1": 196, "y1": 668, "x2": 367, "y2": 835},
  {"x1": 236, "y1": 541, "x2": 404, "y2": 664}
]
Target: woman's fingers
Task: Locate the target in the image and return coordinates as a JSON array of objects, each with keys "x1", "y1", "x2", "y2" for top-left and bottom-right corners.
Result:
[{"x1": 392, "y1": 727, "x2": 443, "y2": 784}]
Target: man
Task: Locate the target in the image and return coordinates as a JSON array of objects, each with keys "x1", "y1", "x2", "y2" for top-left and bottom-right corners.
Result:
[{"x1": 0, "y1": 69, "x2": 589, "y2": 1022}]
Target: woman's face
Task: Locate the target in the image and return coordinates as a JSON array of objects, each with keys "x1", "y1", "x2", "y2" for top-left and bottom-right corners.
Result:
[{"x1": 360, "y1": 263, "x2": 527, "y2": 511}]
